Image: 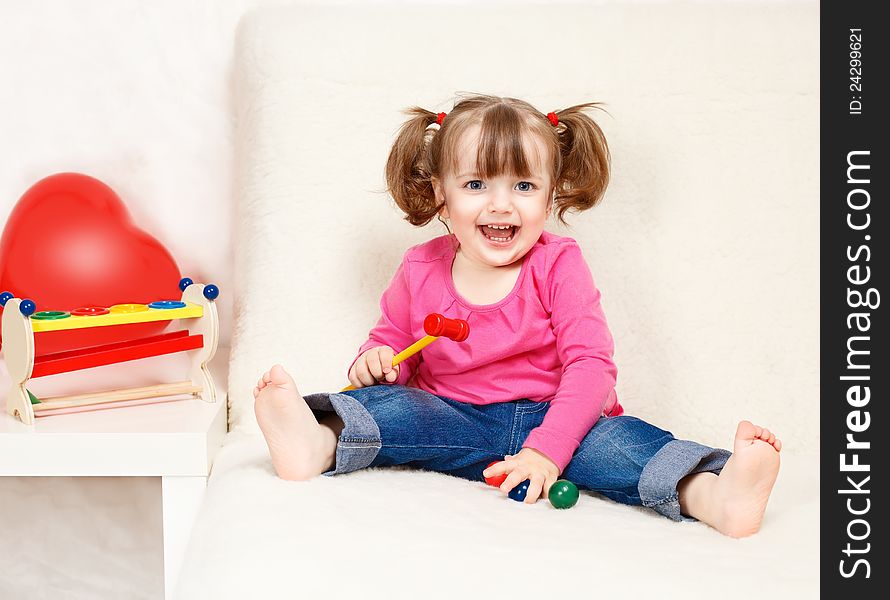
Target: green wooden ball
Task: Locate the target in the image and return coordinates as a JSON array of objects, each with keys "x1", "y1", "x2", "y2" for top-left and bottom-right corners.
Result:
[{"x1": 548, "y1": 480, "x2": 579, "y2": 509}]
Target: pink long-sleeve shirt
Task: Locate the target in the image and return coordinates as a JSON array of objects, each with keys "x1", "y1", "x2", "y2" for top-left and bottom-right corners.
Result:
[{"x1": 347, "y1": 230, "x2": 622, "y2": 472}]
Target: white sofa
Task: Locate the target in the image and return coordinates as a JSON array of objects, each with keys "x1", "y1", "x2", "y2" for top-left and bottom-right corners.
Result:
[{"x1": 177, "y1": 3, "x2": 819, "y2": 598}]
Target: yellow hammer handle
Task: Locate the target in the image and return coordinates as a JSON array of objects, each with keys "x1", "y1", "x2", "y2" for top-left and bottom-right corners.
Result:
[{"x1": 341, "y1": 334, "x2": 438, "y2": 391}]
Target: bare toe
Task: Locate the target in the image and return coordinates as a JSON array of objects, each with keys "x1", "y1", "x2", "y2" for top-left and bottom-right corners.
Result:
[
  {"x1": 733, "y1": 420, "x2": 757, "y2": 452},
  {"x1": 268, "y1": 364, "x2": 292, "y2": 386}
]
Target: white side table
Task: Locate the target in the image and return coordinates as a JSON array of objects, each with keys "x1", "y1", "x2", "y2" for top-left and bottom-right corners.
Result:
[{"x1": 0, "y1": 391, "x2": 227, "y2": 599}]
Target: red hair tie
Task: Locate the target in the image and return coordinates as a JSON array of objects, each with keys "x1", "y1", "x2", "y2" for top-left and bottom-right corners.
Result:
[
  {"x1": 436, "y1": 112, "x2": 447, "y2": 126},
  {"x1": 546, "y1": 112, "x2": 559, "y2": 127}
]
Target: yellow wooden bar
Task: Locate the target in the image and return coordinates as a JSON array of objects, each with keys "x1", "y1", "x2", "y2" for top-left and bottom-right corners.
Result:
[{"x1": 30, "y1": 303, "x2": 204, "y2": 332}]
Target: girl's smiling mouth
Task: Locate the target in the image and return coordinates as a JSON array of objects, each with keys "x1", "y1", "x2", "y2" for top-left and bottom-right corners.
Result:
[{"x1": 479, "y1": 224, "x2": 519, "y2": 245}]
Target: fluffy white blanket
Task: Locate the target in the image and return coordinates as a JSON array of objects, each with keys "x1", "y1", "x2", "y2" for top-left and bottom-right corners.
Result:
[{"x1": 178, "y1": 432, "x2": 818, "y2": 599}]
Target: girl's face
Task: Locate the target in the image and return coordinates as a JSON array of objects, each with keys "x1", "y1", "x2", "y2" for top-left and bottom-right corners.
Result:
[{"x1": 433, "y1": 125, "x2": 553, "y2": 270}]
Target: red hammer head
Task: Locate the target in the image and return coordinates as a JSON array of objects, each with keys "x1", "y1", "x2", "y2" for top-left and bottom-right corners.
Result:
[{"x1": 423, "y1": 313, "x2": 470, "y2": 342}]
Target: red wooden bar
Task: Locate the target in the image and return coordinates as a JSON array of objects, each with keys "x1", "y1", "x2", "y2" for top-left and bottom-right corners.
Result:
[
  {"x1": 34, "y1": 330, "x2": 190, "y2": 360},
  {"x1": 32, "y1": 330, "x2": 204, "y2": 378}
]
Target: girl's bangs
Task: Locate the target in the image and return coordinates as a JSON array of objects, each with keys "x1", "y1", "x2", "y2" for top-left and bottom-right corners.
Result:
[{"x1": 446, "y1": 108, "x2": 545, "y2": 180}]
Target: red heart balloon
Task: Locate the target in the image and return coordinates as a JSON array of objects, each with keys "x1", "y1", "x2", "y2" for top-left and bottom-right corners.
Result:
[{"x1": 0, "y1": 173, "x2": 181, "y2": 356}]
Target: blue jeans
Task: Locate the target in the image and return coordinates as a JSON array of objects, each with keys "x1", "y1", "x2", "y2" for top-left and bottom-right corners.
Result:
[{"x1": 303, "y1": 384, "x2": 731, "y2": 522}]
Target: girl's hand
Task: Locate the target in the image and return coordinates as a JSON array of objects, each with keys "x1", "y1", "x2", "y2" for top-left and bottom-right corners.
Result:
[
  {"x1": 483, "y1": 448, "x2": 560, "y2": 504},
  {"x1": 348, "y1": 345, "x2": 400, "y2": 388}
]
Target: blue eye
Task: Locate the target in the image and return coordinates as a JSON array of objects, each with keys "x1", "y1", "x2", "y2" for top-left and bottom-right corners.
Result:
[
  {"x1": 516, "y1": 182, "x2": 535, "y2": 192},
  {"x1": 465, "y1": 180, "x2": 484, "y2": 190}
]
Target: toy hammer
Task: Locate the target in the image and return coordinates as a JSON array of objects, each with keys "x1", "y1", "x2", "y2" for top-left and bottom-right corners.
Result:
[{"x1": 341, "y1": 313, "x2": 469, "y2": 391}]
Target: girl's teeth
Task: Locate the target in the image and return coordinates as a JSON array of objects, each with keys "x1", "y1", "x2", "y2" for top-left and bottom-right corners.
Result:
[{"x1": 479, "y1": 224, "x2": 518, "y2": 243}]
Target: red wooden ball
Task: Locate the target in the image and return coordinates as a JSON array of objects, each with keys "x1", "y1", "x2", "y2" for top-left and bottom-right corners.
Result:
[{"x1": 484, "y1": 461, "x2": 507, "y2": 487}]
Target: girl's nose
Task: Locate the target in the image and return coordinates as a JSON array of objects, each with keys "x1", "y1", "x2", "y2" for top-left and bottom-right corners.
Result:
[{"x1": 488, "y1": 189, "x2": 514, "y2": 213}]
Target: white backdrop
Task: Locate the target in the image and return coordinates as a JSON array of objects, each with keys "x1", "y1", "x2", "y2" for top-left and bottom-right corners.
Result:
[{"x1": 0, "y1": 1, "x2": 817, "y2": 598}]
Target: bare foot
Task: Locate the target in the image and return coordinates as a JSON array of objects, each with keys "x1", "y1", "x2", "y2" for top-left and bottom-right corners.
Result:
[
  {"x1": 254, "y1": 364, "x2": 336, "y2": 480},
  {"x1": 709, "y1": 420, "x2": 782, "y2": 537}
]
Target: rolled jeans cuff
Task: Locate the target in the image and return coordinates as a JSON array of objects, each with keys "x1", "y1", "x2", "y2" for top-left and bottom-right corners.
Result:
[
  {"x1": 303, "y1": 392, "x2": 382, "y2": 476},
  {"x1": 638, "y1": 439, "x2": 732, "y2": 522}
]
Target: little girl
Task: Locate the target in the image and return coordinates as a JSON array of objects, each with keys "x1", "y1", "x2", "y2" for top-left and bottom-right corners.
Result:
[{"x1": 253, "y1": 93, "x2": 782, "y2": 538}]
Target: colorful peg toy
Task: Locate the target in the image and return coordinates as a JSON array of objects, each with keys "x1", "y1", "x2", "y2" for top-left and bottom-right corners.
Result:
[
  {"x1": 0, "y1": 276, "x2": 221, "y2": 424},
  {"x1": 341, "y1": 312, "x2": 469, "y2": 392}
]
